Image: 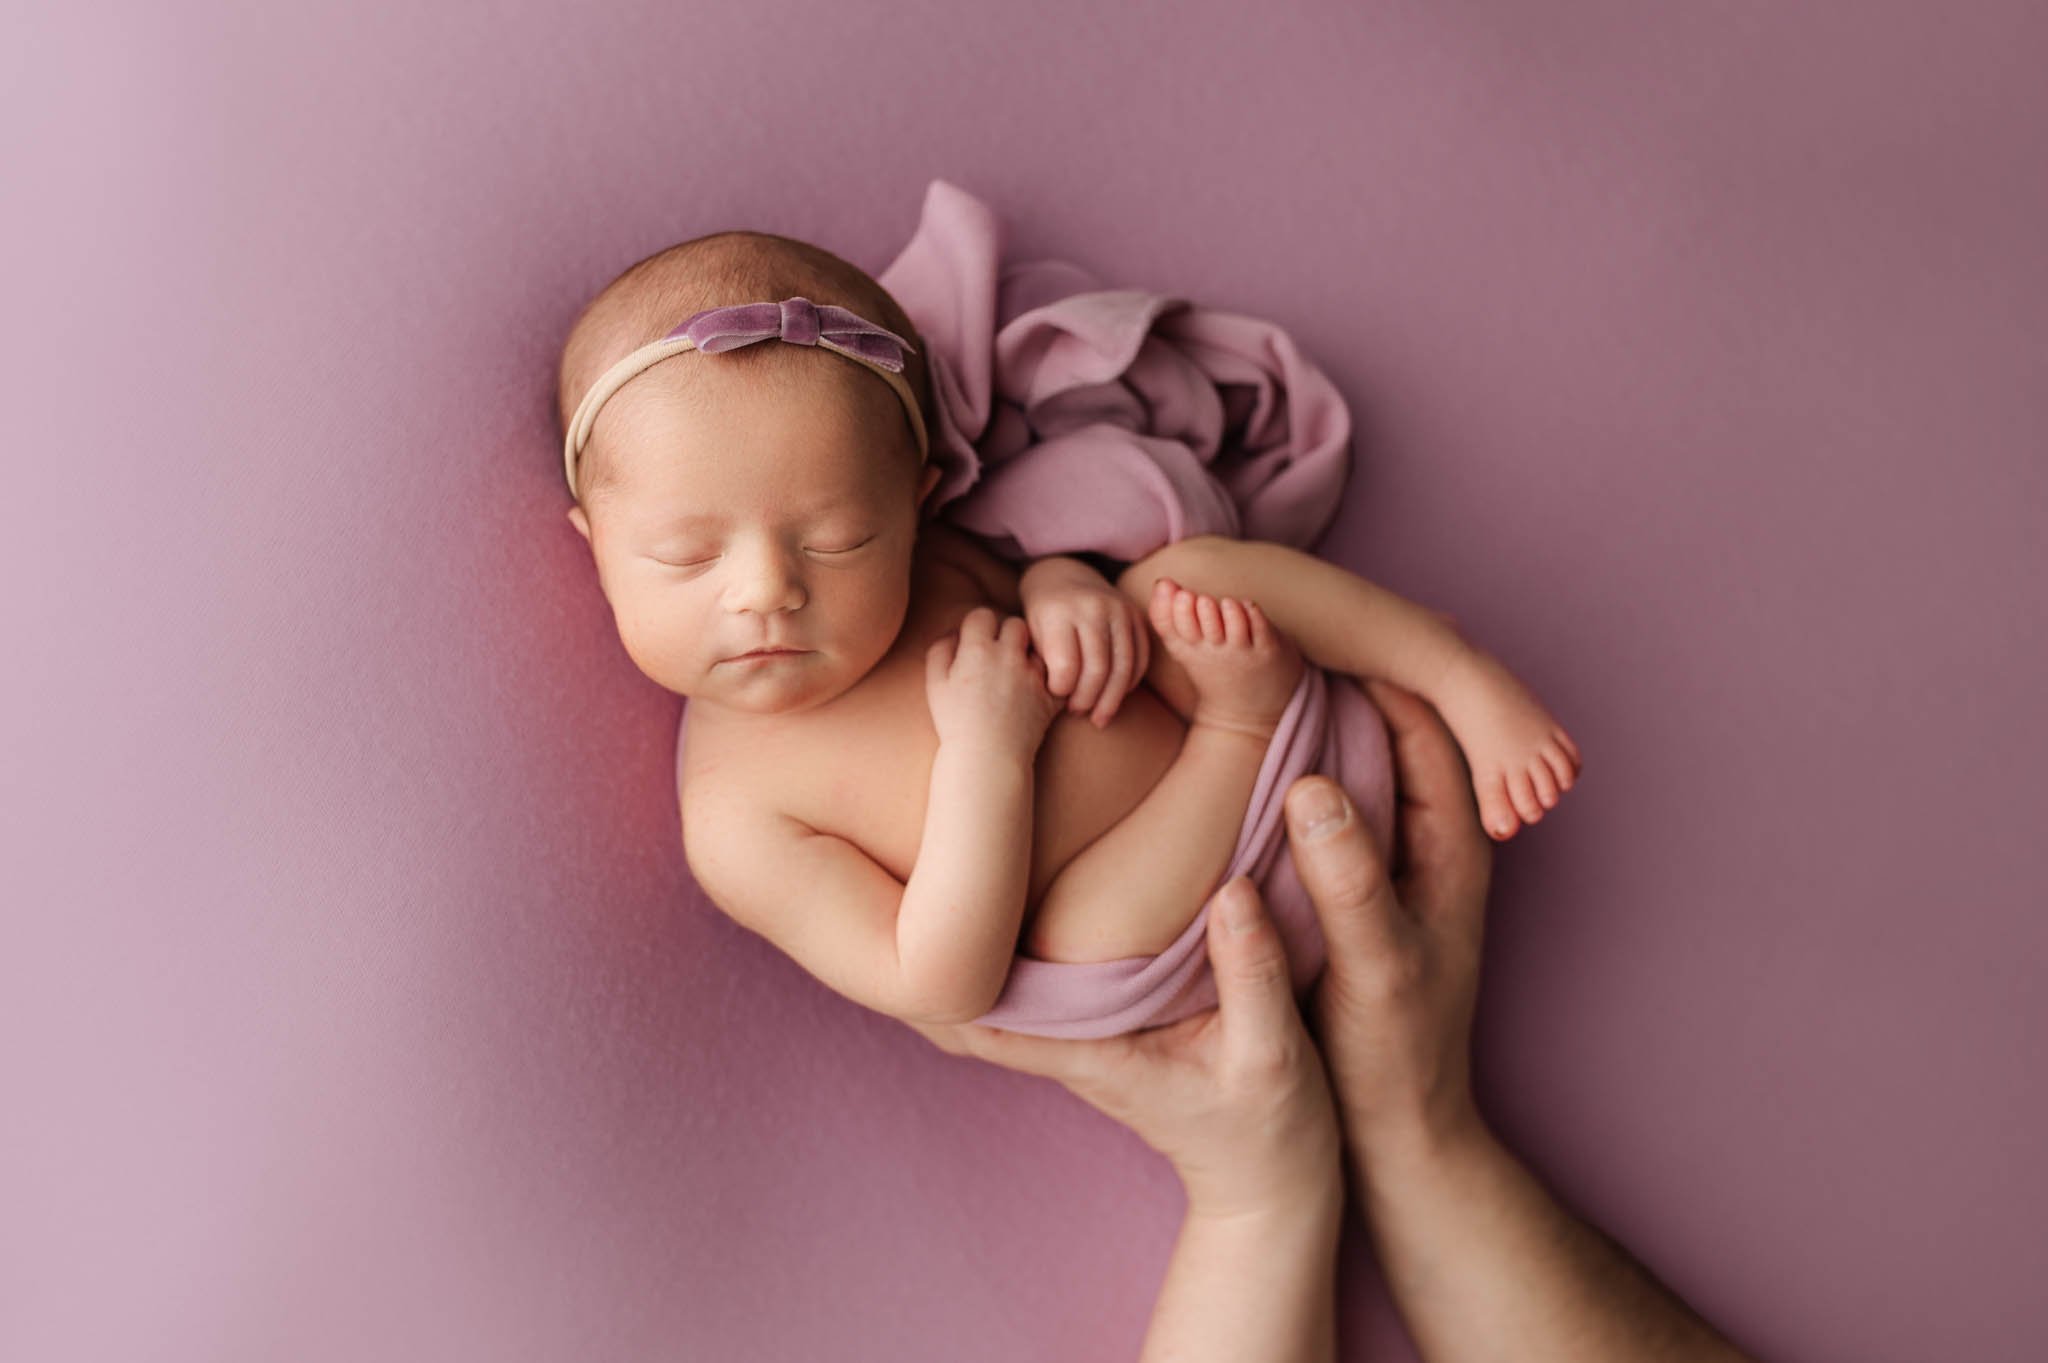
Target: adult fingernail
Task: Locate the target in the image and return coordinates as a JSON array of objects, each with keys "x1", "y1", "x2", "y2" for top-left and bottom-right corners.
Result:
[{"x1": 1289, "y1": 783, "x2": 1350, "y2": 840}]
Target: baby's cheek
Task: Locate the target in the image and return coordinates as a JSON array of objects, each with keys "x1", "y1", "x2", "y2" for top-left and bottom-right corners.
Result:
[{"x1": 611, "y1": 601, "x2": 696, "y2": 690}]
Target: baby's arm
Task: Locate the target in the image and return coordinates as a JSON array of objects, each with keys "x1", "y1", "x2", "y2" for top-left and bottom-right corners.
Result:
[
  {"x1": 687, "y1": 609, "x2": 1059, "y2": 1025},
  {"x1": 1123, "y1": 536, "x2": 1583, "y2": 840},
  {"x1": 684, "y1": 739, "x2": 1040, "y2": 1026},
  {"x1": 894, "y1": 734, "x2": 1041, "y2": 1019}
]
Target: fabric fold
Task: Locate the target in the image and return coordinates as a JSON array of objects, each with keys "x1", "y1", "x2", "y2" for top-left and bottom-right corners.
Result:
[{"x1": 876, "y1": 179, "x2": 1356, "y2": 564}]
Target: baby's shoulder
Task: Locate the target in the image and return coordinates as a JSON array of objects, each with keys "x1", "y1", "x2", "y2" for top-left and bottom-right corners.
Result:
[
  {"x1": 678, "y1": 709, "x2": 795, "y2": 824},
  {"x1": 678, "y1": 741, "x2": 803, "y2": 894},
  {"x1": 915, "y1": 521, "x2": 1021, "y2": 611}
]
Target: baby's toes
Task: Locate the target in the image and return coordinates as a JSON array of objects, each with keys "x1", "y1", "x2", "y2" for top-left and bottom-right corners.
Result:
[
  {"x1": 1555, "y1": 727, "x2": 1583, "y2": 768},
  {"x1": 1508, "y1": 769, "x2": 1545, "y2": 825},
  {"x1": 1529, "y1": 759, "x2": 1559, "y2": 809},
  {"x1": 1219, "y1": 597, "x2": 1250, "y2": 647},
  {"x1": 1541, "y1": 743, "x2": 1575, "y2": 793},
  {"x1": 1148, "y1": 578, "x2": 1178, "y2": 637},
  {"x1": 1193, "y1": 592, "x2": 1224, "y2": 643},
  {"x1": 1243, "y1": 600, "x2": 1271, "y2": 649},
  {"x1": 1171, "y1": 585, "x2": 1200, "y2": 641},
  {"x1": 1478, "y1": 773, "x2": 1521, "y2": 841}
]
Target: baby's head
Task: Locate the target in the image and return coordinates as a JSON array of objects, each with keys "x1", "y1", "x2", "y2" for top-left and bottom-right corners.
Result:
[{"x1": 557, "y1": 230, "x2": 942, "y2": 717}]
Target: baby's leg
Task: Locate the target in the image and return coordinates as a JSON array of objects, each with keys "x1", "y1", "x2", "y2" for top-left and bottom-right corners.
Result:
[
  {"x1": 1021, "y1": 580, "x2": 1302, "y2": 963},
  {"x1": 1117, "y1": 535, "x2": 1583, "y2": 843}
]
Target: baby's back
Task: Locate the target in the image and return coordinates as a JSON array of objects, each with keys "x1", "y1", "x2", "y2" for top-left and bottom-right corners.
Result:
[{"x1": 680, "y1": 527, "x2": 1188, "y2": 936}]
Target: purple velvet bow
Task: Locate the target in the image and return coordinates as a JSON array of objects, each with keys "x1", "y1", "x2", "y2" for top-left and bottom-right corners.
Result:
[{"x1": 671, "y1": 296, "x2": 915, "y2": 372}]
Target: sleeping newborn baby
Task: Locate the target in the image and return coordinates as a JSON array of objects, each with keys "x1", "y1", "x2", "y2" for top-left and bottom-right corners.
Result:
[{"x1": 557, "y1": 229, "x2": 1581, "y2": 1030}]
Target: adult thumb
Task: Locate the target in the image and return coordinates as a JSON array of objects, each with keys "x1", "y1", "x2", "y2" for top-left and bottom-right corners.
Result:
[
  {"x1": 1206, "y1": 876, "x2": 1305, "y2": 1057},
  {"x1": 1284, "y1": 777, "x2": 1406, "y2": 972}
]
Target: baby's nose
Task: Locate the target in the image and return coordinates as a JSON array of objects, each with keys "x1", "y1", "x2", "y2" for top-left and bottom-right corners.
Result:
[
  {"x1": 731, "y1": 582, "x2": 804, "y2": 614},
  {"x1": 724, "y1": 556, "x2": 807, "y2": 614}
]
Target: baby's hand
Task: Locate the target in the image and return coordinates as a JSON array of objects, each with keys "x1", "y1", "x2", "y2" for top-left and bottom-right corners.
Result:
[
  {"x1": 1020, "y1": 563, "x2": 1151, "y2": 727},
  {"x1": 925, "y1": 607, "x2": 1064, "y2": 756}
]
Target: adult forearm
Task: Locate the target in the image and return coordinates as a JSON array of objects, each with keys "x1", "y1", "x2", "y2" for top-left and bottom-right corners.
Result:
[
  {"x1": 896, "y1": 740, "x2": 1036, "y2": 1022},
  {"x1": 1141, "y1": 1183, "x2": 1343, "y2": 1363},
  {"x1": 1353, "y1": 1120, "x2": 1755, "y2": 1363}
]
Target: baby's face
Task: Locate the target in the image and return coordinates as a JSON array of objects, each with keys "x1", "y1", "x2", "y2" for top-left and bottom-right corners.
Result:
[{"x1": 568, "y1": 350, "x2": 940, "y2": 717}]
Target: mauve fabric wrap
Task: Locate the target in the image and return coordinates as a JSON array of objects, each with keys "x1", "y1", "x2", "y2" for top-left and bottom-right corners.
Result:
[{"x1": 677, "y1": 180, "x2": 1396, "y2": 1038}]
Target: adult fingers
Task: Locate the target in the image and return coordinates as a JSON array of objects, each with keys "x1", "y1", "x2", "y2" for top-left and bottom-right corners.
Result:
[
  {"x1": 1206, "y1": 877, "x2": 1310, "y2": 1070},
  {"x1": 1359, "y1": 679, "x2": 1494, "y2": 927},
  {"x1": 945, "y1": 1019, "x2": 1100, "y2": 1084},
  {"x1": 940, "y1": 878, "x2": 1308, "y2": 1082},
  {"x1": 1283, "y1": 778, "x2": 1409, "y2": 980}
]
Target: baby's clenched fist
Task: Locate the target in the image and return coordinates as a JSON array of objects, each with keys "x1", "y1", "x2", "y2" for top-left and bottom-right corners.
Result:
[{"x1": 926, "y1": 607, "x2": 1065, "y2": 756}]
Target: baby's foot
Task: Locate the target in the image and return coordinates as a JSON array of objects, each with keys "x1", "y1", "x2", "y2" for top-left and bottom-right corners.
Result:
[
  {"x1": 1430, "y1": 646, "x2": 1584, "y2": 841},
  {"x1": 1148, "y1": 577, "x2": 1304, "y2": 739}
]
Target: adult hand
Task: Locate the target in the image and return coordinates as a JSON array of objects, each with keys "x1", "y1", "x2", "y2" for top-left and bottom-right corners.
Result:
[
  {"x1": 1286, "y1": 683, "x2": 1754, "y2": 1363},
  {"x1": 903, "y1": 877, "x2": 1342, "y2": 1220},
  {"x1": 1287, "y1": 677, "x2": 1497, "y2": 1164}
]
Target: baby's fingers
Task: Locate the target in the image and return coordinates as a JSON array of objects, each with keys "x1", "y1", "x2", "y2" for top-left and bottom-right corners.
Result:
[
  {"x1": 998, "y1": 614, "x2": 1032, "y2": 654},
  {"x1": 1067, "y1": 623, "x2": 1110, "y2": 714},
  {"x1": 1091, "y1": 619, "x2": 1137, "y2": 727},
  {"x1": 925, "y1": 633, "x2": 958, "y2": 687},
  {"x1": 1038, "y1": 621, "x2": 1082, "y2": 697}
]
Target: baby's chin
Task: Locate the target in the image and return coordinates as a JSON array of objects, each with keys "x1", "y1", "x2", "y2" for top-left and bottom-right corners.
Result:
[{"x1": 673, "y1": 658, "x2": 860, "y2": 716}]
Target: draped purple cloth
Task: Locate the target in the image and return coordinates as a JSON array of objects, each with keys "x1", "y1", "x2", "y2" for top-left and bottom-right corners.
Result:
[{"x1": 877, "y1": 179, "x2": 1358, "y2": 562}]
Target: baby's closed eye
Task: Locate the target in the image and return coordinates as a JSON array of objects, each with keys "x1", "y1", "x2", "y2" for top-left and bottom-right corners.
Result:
[
  {"x1": 646, "y1": 534, "x2": 877, "y2": 569},
  {"x1": 812, "y1": 535, "x2": 877, "y2": 555}
]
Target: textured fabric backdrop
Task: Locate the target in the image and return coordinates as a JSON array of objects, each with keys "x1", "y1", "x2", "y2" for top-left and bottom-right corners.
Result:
[{"x1": 5, "y1": 2, "x2": 2045, "y2": 1359}]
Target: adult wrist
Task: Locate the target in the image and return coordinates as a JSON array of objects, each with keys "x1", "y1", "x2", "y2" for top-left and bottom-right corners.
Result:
[
  {"x1": 1184, "y1": 1161, "x2": 1346, "y2": 1230},
  {"x1": 1347, "y1": 1101, "x2": 1497, "y2": 1203}
]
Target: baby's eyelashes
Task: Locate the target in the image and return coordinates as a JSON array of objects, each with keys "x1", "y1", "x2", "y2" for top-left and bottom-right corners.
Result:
[
  {"x1": 810, "y1": 535, "x2": 877, "y2": 555},
  {"x1": 644, "y1": 535, "x2": 875, "y2": 568}
]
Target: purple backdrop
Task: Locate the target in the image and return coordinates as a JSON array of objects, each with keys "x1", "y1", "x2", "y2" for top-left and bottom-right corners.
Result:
[{"x1": 5, "y1": 1, "x2": 2045, "y2": 1359}]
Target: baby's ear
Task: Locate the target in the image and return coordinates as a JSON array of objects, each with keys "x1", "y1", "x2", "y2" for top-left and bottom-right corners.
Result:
[{"x1": 566, "y1": 505, "x2": 592, "y2": 543}]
